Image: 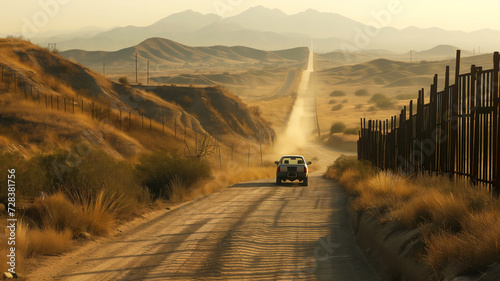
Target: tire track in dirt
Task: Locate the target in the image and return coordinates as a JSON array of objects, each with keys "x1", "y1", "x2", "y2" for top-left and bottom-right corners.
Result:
[{"x1": 191, "y1": 187, "x2": 280, "y2": 278}]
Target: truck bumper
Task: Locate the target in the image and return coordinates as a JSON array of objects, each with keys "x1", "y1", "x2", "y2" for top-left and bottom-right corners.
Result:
[{"x1": 277, "y1": 172, "x2": 307, "y2": 182}]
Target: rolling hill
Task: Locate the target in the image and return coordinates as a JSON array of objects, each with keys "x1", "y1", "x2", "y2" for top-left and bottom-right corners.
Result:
[
  {"x1": 60, "y1": 38, "x2": 309, "y2": 74},
  {"x1": 317, "y1": 51, "x2": 495, "y2": 89},
  {"x1": 0, "y1": 38, "x2": 275, "y2": 157}
]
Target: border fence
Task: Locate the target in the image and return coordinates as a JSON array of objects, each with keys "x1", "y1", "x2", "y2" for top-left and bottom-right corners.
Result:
[{"x1": 358, "y1": 51, "x2": 500, "y2": 193}]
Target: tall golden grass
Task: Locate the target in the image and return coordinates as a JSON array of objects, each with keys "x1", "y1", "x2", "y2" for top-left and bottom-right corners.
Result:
[{"x1": 325, "y1": 155, "x2": 500, "y2": 277}]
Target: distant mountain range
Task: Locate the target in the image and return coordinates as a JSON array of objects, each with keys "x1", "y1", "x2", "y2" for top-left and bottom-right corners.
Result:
[{"x1": 30, "y1": 6, "x2": 500, "y2": 53}]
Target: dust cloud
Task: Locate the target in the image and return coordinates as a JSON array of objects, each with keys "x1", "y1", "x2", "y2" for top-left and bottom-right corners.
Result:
[{"x1": 274, "y1": 50, "x2": 317, "y2": 156}]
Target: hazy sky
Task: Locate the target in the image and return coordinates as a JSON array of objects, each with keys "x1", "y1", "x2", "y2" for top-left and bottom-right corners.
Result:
[{"x1": 1, "y1": 0, "x2": 499, "y2": 35}]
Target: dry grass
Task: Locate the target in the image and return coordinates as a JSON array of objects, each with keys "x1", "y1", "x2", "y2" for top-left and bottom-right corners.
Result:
[
  {"x1": 325, "y1": 155, "x2": 500, "y2": 276},
  {"x1": 424, "y1": 210, "x2": 500, "y2": 274},
  {"x1": 26, "y1": 227, "x2": 73, "y2": 257},
  {"x1": 29, "y1": 191, "x2": 118, "y2": 236},
  {"x1": 0, "y1": 190, "x2": 120, "y2": 272},
  {"x1": 74, "y1": 191, "x2": 119, "y2": 236},
  {"x1": 193, "y1": 162, "x2": 276, "y2": 197},
  {"x1": 32, "y1": 192, "x2": 85, "y2": 233},
  {"x1": 168, "y1": 176, "x2": 191, "y2": 203}
]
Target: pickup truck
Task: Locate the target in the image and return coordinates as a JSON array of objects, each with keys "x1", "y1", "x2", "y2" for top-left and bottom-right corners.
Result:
[{"x1": 275, "y1": 155, "x2": 311, "y2": 186}]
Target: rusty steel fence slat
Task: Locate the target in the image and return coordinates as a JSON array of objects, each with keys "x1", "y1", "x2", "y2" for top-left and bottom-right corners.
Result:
[{"x1": 358, "y1": 50, "x2": 500, "y2": 193}]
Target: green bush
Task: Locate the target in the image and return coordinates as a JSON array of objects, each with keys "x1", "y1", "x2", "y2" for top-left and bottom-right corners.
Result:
[
  {"x1": 330, "y1": 122, "x2": 347, "y2": 134},
  {"x1": 330, "y1": 90, "x2": 346, "y2": 97},
  {"x1": 355, "y1": 89, "x2": 369, "y2": 97},
  {"x1": 136, "y1": 153, "x2": 211, "y2": 200},
  {"x1": 0, "y1": 149, "x2": 147, "y2": 215},
  {"x1": 370, "y1": 93, "x2": 395, "y2": 109},
  {"x1": 0, "y1": 152, "x2": 54, "y2": 202},
  {"x1": 331, "y1": 104, "x2": 343, "y2": 111},
  {"x1": 178, "y1": 96, "x2": 194, "y2": 108},
  {"x1": 118, "y1": 76, "x2": 129, "y2": 85}
]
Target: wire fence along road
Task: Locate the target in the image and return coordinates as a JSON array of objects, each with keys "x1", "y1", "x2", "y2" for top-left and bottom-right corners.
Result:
[
  {"x1": 0, "y1": 66, "x2": 272, "y2": 167},
  {"x1": 358, "y1": 51, "x2": 500, "y2": 193}
]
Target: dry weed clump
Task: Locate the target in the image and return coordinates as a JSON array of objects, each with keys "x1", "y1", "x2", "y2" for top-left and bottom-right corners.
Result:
[{"x1": 324, "y1": 155, "x2": 500, "y2": 276}]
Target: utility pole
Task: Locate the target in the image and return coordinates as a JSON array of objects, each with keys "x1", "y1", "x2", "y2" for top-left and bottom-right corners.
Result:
[
  {"x1": 410, "y1": 49, "x2": 413, "y2": 63},
  {"x1": 135, "y1": 52, "x2": 138, "y2": 84}
]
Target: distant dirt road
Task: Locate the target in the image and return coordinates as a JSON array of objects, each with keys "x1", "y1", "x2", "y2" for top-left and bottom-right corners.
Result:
[{"x1": 28, "y1": 145, "x2": 378, "y2": 280}]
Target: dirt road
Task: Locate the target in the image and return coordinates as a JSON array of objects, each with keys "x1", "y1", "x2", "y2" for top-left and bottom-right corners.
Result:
[{"x1": 27, "y1": 144, "x2": 378, "y2": 281}]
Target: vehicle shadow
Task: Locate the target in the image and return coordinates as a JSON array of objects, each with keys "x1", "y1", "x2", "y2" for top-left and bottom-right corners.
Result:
[
  {"x1": 228, "y1": 181, "x2": 307, "y2": 188},
  {"x1": 228, "y1": 182, "x2": 277, "y2": 188}
]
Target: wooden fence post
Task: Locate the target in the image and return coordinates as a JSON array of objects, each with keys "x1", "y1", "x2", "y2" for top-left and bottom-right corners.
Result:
[
  {"x1": 470, "y1": 65, "x2": 478, "y2": 181},
  {"x1": 358, "y1": 118, "x2": 363, "y2": 160},
  {"x1": 452, "y1": 50, "x2": 460, "y2": 176},
  {"x1": 493, "y1": 52, "x2": 499, "y2": 193},
  {"x1": 442, "y1": 66, "x2": 450, "y2": 173}
]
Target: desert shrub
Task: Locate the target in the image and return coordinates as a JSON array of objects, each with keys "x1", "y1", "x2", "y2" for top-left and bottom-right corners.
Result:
[
  {"x1": 354, "y1": 104, "x2": 364, "y2": 110},
  {"x1": 330, "y1": 122, "x2": 346, "y2": 134},
  {"x1": 27, "y1": 227, "x2": 73, "y2": 257},
  {"x1": 324, "y1": 155, "x2": 378, "y2": 186},
  {"x1": 370, "y1": 93, "x2": 394, "y2": 109},
  {"x1": 38, "y1": 149, "x2": 146, "y2": 219},
  {"x1": 118, "y1": 76, "x2": 129, "y2": 85},
  {"x1": 0, "y1": 152, "x2": 53, "y2": 202},
  {"x1": 331, "y1": 104, "x2": 343, "y2": 111},
  {"x1": 355, "y1": 89, "x2": 369, "y2": 96},
  {"x1": 178, "y1": 95, "x2": 194, "y2": 108},
  {"x1": 250, "y1": 106, "x2": 262, "y2": 117},
  {"x1": 329, "y1": 100, "x2": 338, "y2": 104},
  {"x1": 342, "y1": 99, "x2": 348, "y2": 104},
  {"x1": 136, "y1": 152, "x2": 211, "y2": 200},
  {"x1": 330, "y1": 90, "x2": 346, "y2": 97}
]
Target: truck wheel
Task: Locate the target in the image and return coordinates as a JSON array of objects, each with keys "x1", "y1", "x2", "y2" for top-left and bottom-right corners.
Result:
[
  {"x1": 302, "y1": 178, "x2": 308, "y2": 186},
  {"x1": 276, "y1": 177, "x2": 281, "y2": 186}
]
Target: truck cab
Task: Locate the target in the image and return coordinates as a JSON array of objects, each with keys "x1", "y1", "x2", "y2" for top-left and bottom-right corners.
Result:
[{"x1": 275, "y1": 155, "x2": 311, "y2": 186}]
